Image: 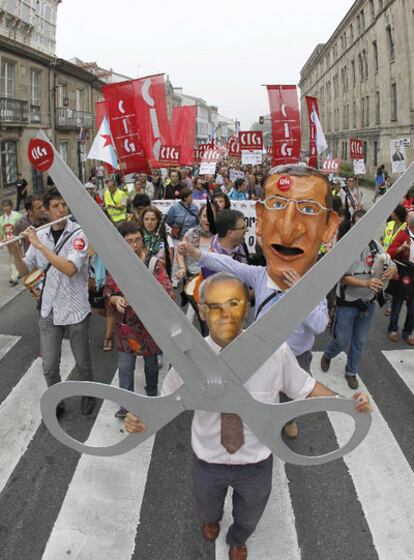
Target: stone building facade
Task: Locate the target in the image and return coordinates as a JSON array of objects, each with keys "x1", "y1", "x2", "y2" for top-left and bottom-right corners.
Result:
[
  {"x1": 0, "y1": 35, "x2": 104, "y2": 198},
  {"x1": 0, "y1": 0, "x2": 59, "y2": 57},
  {"x1": 299, "y1": 0, "x2": 414, "y2": 177}
]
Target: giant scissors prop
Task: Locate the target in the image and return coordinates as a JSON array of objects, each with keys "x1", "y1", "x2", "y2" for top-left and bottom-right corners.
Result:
[{"x1": 37, "y1": 131, "x2": 414, "y2": 466}]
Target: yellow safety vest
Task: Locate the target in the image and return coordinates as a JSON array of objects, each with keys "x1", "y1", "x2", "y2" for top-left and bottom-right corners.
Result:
[
  {"x1": 104, "y1": 189, "x2": 127, "y2": 223},
  {"x1": 382, "y1": 221, "x2": 405, "y2": 250}
]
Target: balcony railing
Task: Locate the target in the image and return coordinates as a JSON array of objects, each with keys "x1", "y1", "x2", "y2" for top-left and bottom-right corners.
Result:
[
  {"x1": 56, "y1": 107, "x2": 92, "y2": 129},
  {"x1": 30, "y1": 104, "x2": 41, "y2": 124},
  {"x1": 0, "y1": 97, "x2": 29, "y2": 124}
]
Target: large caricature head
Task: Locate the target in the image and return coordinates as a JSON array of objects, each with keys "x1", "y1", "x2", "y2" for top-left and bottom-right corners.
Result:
[{"x1": 256, "y1": 165, "x2": 340, "y2": 290}]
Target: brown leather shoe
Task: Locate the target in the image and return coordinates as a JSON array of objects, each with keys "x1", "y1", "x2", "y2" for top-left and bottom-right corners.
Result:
[
  {"x1": 404, "y1": 335, "x2": 414, "y2": 346},
  {"x1": 202, "y1": 521, "x2": 220, "y2": 542},
  {"x1": 283, "y1": 420, "x2": 298, "y2": 438},
  {"x1": 229, "y1": 544, "x2": 248, "y2": 559}
]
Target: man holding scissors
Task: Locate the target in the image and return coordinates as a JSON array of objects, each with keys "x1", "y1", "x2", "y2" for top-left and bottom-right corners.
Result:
[{"x1": 125, "y1": 272, "x2": 371, "y2": 560}]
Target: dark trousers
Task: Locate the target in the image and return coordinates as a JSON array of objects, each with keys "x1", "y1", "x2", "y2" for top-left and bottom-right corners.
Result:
[
  {"x1": 192, "y1": 454, "x2": 273, "y2": 547},
  {"x1": 15, "y1": 188, "x2": 27, "y2": 211},
  {"x1": 388, "y1": 295, "x2": 414, "y2": 338},
  {"x1": 118, "y1": 351, "x2": 159, "y2": 396},
  {"x1": 39, "y1": 313, "x2": 93, "y2": 387}
]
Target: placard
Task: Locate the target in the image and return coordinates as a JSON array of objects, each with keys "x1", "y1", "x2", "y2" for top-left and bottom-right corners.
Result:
[
  {"x1": 321, "y1": 158, "x2": 340, "y2": 174},
  {"x1": 199, "y1": 162, "x2": 217, "y2": 175},
  {"x1": 241, "y1": 150, "x2": 263, "y2": 165},
  {"x1": 353, "y1": 159, "x2": 366, "y2": 175}
]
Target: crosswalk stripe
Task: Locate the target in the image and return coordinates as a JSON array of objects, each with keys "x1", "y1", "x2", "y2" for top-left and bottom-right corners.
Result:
[
  {"x1": 0, "y1": 334, "x2": 20, "y2": 362},
  {"x1": 42, "y1": 358, "x2": 169, "y2": 560},
  {"x1": 0, "y1": 340, "x2": 75, "y2": 494},
  {"x1": 312, "y1": 351, "x2": 414, "y2": 560},
  {"x1": 215, "y1": 458, "x2": 301, "y2": 560},
  {"x1": 382, "y1": 349, "x2": 414, "y2": 394}
]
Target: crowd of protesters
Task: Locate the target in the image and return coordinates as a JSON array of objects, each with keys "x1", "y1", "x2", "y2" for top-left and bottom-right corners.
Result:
[{"x1": 2, "y1": 157, "x2": 413, "y2": 560}]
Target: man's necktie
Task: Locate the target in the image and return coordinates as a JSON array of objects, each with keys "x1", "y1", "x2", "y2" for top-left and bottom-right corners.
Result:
[{"x1": 220, "y1": 413, "x2": 245, "y2": 454}]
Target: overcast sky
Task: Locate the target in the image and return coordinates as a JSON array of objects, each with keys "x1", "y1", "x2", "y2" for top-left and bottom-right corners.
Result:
[{"x1": 56, "y1": 0, "x2": 354, "y2": 128}]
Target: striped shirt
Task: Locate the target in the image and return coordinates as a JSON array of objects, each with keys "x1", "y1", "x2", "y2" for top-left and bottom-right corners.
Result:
[{"x1": 23, "y1": 220, "x2": 90, "y2": 325}]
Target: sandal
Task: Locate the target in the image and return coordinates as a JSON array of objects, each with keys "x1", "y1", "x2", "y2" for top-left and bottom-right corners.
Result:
[{"x1": 103, "y1": 338, "x2": 113, "y2": 352}]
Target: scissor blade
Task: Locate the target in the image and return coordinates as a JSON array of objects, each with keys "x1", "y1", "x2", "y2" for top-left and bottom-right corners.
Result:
[
  {"x1": 221, "y1": 163, "x2": 414, "y2": 383},
  {"x1": 38, "y1": 132, "x2": 243, "y2": 396}
]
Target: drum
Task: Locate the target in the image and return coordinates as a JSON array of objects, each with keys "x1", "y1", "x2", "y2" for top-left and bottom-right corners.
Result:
[{"x1": 23, "y1": 269, "x2": 45, "y2": 301}]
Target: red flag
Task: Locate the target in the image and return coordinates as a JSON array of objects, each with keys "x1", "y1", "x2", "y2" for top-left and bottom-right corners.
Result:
[
  {"x1": 305, "y1": 96, "x2": 319, "y2": 168},
  {"x1": 131, "y1": 74, "x2": 171, "y2": 169},
  {"x1": 102, "y1": 80, "x2": 149, "y2": 174},
  {"x1": 266, "y1": 85, "x2": 301, "y2": 167},
  {"x1": 171, "y1": 105, "x2": 197, "y2": 166},
  {"x1": 228, "y1": 136, "x2": 241, "y2": 158}
]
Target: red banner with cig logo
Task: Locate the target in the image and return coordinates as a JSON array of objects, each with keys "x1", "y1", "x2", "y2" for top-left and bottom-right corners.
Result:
[
  {"x1": 158, "y1": 145, "x2": 181, "y2": 166},
  {"x1": 266, "y1": 85, "x2": 301, "y2": 167},
  {"x1": 305, "y1": 96, "x2": 319, "y2": 168},
  {"x1": 102, "y1": 80, "x2": 148, "y2": 174},
  {"x1": 131, "y1": 74, "x2": 171, "y2": 169},
  {"x1": 171, "y1": 105, "x2": 197, "y2": 166},
  {"x1": 238, "y1": 131, "x2": 263, "y2": 150},
  {"x1": 350, "y1": 138, "x2": 364, "y2": 160},
  {"x1": 228, "y1": 136, "x2": 241, "y2": 158}
]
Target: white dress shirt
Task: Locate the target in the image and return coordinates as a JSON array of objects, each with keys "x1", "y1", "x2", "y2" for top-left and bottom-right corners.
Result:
[{"x1": 161, "y1": 336, "x2": 315, "y2": 465}]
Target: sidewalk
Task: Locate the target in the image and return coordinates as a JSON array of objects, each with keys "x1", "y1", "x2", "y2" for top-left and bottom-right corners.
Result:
[{"x1": 0, "y1": 247, "x2": 25, "y2": 309}]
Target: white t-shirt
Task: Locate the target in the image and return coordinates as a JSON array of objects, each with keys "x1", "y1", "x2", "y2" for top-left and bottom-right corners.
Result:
[{"x1": 161, "y1": 336, "x2": 315, "y2": 465}]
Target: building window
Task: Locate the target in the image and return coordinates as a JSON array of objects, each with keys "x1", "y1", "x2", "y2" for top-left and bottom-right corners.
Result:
[
  {"x1": 58, "y1": 142, "x2": 68, "y2": 162},
  {"x1": 75, "y1": 89, "x2": 84, "y2": 111},
  {"x1": 373, "y1": 41, "x2": 379, "y2": 72},
  {"x1": 361, "y1": 97, "x2": 365, "y2": 127},
  {"x1": 0, "y1": 61, "x2": 15, "y2": 98},
  {"x1": 357, "y1": 14, "x2": 361, "y2": 35},
  {"x1": 0, "y1": 140, "x2": 17, "y2": 187},
  {"x1": 360, "y1": 9, "x2": 365, "y2": 30},
  {"x1": 391, "y1": 83, "x2": 397, "y2": 120},
  {"x1": 363, "y1": 49, "x2": 368, "y2": 79},
  {"x1": 351, "y1": 60, "x2": 356, "y2": 86},
  {"x1": 6, "y1": 0, "x2": 16, "y2": 15},
  {"x1": 365, "y1": 96, "x2": 369, "y2": 126},
  {"x1": 30, "y1": 69, "x2": 41, "y2": 123},
  {"x1": 57, "y1": 83, "x2": 67, "y2": 107},
  {"x1": 350, "y1": 24, "x2": 354, "y2": 41},
  {"x1": 374, "y1": 140, "x2": 379, "y2": 167},
  {"x1": 30, "y1": 69, "x2": 40, "y2": 105},
  {"x1": 375, "y1": 91, "x2": 380, "y2": 124},
  {"x1": 342, "y1": 141, "x2": 348, "y2": 160},
  {"x1": 364, "y1": 141, "x2": 368, "y2": 163},
  {"x1": 369, "y1": 0, "x2": 375, "y2": 19},
  {"x1": 386, "y1": 25, "x2": 395, "y2": 60},
  {"x1": 353, "y1": 101, "x2": 357, "y2": 128},
  {"x1": 358, "y1": 54, "x2": 364, "y2": 81},
  {"x1": 333, "y1": 74, "x2": 339, "y2": 97}
]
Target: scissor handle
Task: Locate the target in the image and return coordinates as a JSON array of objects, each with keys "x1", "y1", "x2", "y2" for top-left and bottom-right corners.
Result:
[
  {"x1": 243, "y1": 396, "x2": 371, "y2": 466},
  {"x1": 40, "y1": 381, "x2": 186, "y2": 456}
]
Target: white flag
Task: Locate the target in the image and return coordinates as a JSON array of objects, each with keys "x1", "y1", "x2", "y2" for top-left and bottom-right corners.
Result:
[
  {"x1": 87, "y1": 116, "x2": 119, "y2": 169},
  {"x1": 312, "y1": 106, "x2": 328, "y2": 154}
]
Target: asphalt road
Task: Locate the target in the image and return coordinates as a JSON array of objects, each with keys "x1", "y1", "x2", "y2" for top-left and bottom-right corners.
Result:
[{"x1": 0, "y1": 285, "x2": 413, "y2": 560}]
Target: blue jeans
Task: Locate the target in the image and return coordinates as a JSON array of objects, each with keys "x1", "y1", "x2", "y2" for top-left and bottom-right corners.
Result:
[
  {"x1": 324, "y1": 302, "x2": 376, "y2": 376},
  {"x1": 118, "y1": 351, "x2": 159, "y2": 396},
  {"x1": 388, "y1": 295, "x2": 414, "y2": 338}
]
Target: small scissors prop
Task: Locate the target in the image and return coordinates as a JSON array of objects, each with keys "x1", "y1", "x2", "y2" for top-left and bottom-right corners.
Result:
[{"x1": 35, "y1": 132, "x2": 414, "y2": 466}]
